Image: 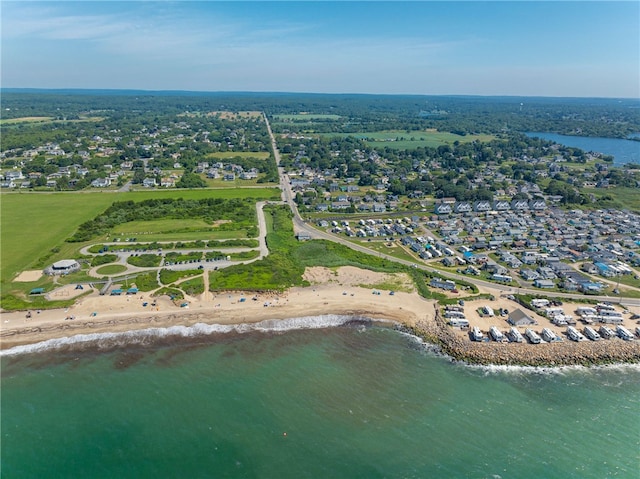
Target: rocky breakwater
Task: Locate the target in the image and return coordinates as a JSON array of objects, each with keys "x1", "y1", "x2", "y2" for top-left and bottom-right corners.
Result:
[{"x1": 408, "y1": 311, "x2": 640, "y2": 367}]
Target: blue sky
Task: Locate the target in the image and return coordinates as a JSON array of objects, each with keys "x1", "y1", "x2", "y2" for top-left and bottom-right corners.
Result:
[{"x1": 2, "y1": 1, "x2": 638, "y2": 97}]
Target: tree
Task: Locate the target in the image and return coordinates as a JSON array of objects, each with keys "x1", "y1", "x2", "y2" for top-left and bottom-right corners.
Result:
[{"x1": 176, "y1": 172, "x2": 207, "y2": 188}]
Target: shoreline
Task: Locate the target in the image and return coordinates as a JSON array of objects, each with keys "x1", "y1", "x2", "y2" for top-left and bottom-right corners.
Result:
[{"x1": 2, "y1": 266, "x2": 640, "y2": 366}]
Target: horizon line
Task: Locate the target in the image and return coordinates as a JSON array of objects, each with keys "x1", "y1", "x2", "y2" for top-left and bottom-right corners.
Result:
[{"x1": 2, "y1": 87, "x2": 639, "y2": 101}]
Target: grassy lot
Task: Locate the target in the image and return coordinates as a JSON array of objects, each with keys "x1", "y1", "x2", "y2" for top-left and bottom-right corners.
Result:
[
  {"x1": 322, "y1": 130, "x2": 495, "y2": 150},
  {"x1": 95, "y1": 264, "x2": 128, "y2": 275},
  {"x1": 1, "y1": 193, "x2": 116, "y2": 284},
  {"x1": 0, "y1": 116, "x2": 54, "y2": 124},
  {"x1": 205, "y1": 151, "x2": 270, "y2": 160},
  {"x1": 0, "y1": 116, "x2": 104, "y2": 126},
  {"x1": 273, "y1": 114, "x2": 342, "y2": 121},
  {"x1": 588, "y1": 187, "x2": 640, "y2": 212},
  {"x1": 204, "y1": 177, "x2": 277, "y2": 188}
]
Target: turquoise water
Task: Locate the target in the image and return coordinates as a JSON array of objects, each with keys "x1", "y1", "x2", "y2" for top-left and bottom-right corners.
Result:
[
  {"x1": 2, "y1": 319, "x2": 639, "y2": 478},
  {"x1": 525, "y1": 132, "x2": 640, "y2": 166}
]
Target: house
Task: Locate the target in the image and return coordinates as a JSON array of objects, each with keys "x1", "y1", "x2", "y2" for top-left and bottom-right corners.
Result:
[
  {"x1": 4, "y1": 170, "x2": 24, "y2": 181},
  {"x1": 484, "y1": 263, "x2": 508, "y2": 275},
  {"x1": 434, "y1": 202, "x2": 452, "y2": 215},
  {"x1": 223, "y1": 174, "x2": 235, "y2": 181},
  {"x1": 454, "y1": 202, "x2": 472, "y2": 213},
  {"x1": 520, "y1": 269, "x2": 540, "y2": 281},
  {"x1": 430, "y1": 278, "x2": 456, "y2": 291},
  {"x1": 529, "y1": 199, "x2": 547, "y2": 210},
  {"x1": 331, "y1": 201, "x2": 351, "y2": 210},
  {"x1": 441, "y1": 257, "x2": 456, "y2": 267},
  {"x1": 240, "y1": 170, "x2": 258, "y2": 180},
  {"x1": 511, "y1": 199, "x2": 529, "y2": 211},
  {"x1": 493, "y1": 200, "x2": 510, "y2": 211},
  {"x1": 508, "y1": 309, "x2": 536, "y2": 326},
  {"x1": 474, "y1": 200, "x2": 492, "y2": 212},
  {"x1": 91, "y1": 178, "x2": 111, "y2": 188},
  {"x1": 143, "y1": 178, "x2": 157, "y2": 188},
  {"x1": 533, "y1": 279, "x2": 555, "y2": 289}
]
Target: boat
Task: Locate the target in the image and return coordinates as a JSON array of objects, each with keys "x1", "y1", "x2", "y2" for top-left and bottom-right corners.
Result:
[
  {"x1": 507, "y1": 327, "x2": 524, "y2": 343},
  {"x1": 616, "y1": 325, "x2": 634, "y2": 341},
  {"x1": 541, "y1": 328, "x2": 560, "y2": 342},
  {"x1": 636, "y1": 326, "x2": 640, "y2": 339},
  {"x1": 583, "y1": 326, "x2": 601, "y2": 341},
  {"x1": 599, "y1": 325, "x2": 615, "y2": 339},
  {"x1": 566, "y1": 326, "x2": 586, "y2": 342},
  {"x1": 471, "y1": 326, "x2": 484, "y2": 342},
  {"x1": 489, "y1": 326, "x2": 505, "y2": 342},
  {"x1": 525, "y1": 328, "x2": 542, "y2": 344}
]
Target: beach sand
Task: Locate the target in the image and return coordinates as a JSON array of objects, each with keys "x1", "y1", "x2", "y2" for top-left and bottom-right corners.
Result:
[{"x1": 0, "y1": 267, "x2": 433, "y2": 350}]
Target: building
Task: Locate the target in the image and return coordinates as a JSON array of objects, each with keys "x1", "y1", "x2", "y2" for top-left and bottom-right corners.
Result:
[
  {"x1": 44, "y1": 259, "x2": 81, "y2": 275},
  {"x1": 533, "y1": 279, "x2": 555, "y2": 289},
  {"x1": 508, "y1": 309, "x2": 536, "y2": 326},
  {"x1": 430, "y1": 278, "x2": 456, "y2": 291}
]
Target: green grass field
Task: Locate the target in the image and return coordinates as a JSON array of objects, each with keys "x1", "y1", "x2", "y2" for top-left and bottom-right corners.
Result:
[
  {"x1": 204, "y1": 177, "x2": 276, "y2": 188},
  {"x1": 205, "y1": 151, "x2": 270, "y2": 160},
  {"x1": 273, "y1": 114, "x2": 342, "y2": 121},
  {"x1": 95, "y1": 264, "x2": 128, "y2": 275},
  {"x1": 588, "y1": 187, "x2": 640, "y2": 212},
  {"x1": 323, "y1": 130, "x2": 495, "y2": 150},
  {"x1": 0, "y1": 116, "x2": 104, "y2": 126},
  {"x1": 0, "y1": 116, "x2": 54, "y2": 125}
]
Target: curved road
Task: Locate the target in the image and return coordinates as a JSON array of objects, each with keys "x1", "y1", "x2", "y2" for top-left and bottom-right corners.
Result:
[{"x1": 263, "y1": 114, "x2": 640, "y2": 309}]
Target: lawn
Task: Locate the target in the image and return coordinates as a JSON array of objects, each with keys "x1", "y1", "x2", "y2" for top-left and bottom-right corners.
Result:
[
  {"x1": 95, "y1": 264, "x2": 128, "y2": 275},
  {"x1": 1, "y1": 192, "x2": 116, "y2": 284}
]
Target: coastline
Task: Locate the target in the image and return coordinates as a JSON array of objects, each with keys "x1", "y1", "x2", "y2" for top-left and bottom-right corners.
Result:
[{"x1": 2, "y1": 266, "x2": 640, "y2": 366}]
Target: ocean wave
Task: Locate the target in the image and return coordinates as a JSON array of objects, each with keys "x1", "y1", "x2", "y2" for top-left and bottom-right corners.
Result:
[
  {"x1": 0, "y1": 315, "x2": 379, "y2": 357},
  {"x1": 467, "y1": 361, "x2": 640, "y2": 376}
]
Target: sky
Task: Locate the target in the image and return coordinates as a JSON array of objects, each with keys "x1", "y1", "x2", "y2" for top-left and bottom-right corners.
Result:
[{"x1": 1, "y1": 1, "x2": 639, "y2": 98}]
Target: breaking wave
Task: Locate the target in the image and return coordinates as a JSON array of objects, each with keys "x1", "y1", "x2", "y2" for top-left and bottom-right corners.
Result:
[{"x1": 0, "y1": 315, "x2": 381, "y2": 357}]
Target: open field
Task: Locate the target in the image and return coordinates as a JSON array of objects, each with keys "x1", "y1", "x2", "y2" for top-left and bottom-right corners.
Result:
[
  {"x1": 1, "y1": 193, "x2": 116, "y2": 284},
  {"x1": 273, "y1": 114, "x2": 342, "y2": 120},
  {"x1": 0, "y1": 116, "x2": 104, "y2": 126},
  {"x1": 586, "y1": 187, "x2": 640, "y2": 212},
  {"x1": 204, "y1": 177, "x2": 276, "y2": 188},
  {"x1": 324, "y1": 130, "x2": 495, "y2": 149},
  {"x1": 205, "y1": 151, "x2": 271, "y2": 160},
  {"x1": 0, "y1": 116, "x2": 54, "y2": 125},
  {"x1": 111, "y1": 218, "x2": 215, "y2": 235}
]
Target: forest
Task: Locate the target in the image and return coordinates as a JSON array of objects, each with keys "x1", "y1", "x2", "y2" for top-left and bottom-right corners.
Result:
[{"x1": 3, "y1": 90, "x2": 639, "y2": 138}]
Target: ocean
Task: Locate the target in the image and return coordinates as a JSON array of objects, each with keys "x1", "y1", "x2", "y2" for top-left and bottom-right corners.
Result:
[{"x1": 2, "y1": 317, "x2": 639, "y2": 478}]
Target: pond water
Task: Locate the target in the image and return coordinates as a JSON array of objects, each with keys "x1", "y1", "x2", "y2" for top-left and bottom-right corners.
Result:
[{"x1": 526, "y1": 132, "x2": 640, "y2": 165}]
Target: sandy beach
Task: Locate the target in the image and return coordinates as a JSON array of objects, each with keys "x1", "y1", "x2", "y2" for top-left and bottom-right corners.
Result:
[
  {"x1": 2, "y1": 266, "x2": 640, "y2": 365},
  {"x1": 0, "y1": 267, "x2": 433, "y2": 350}
]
